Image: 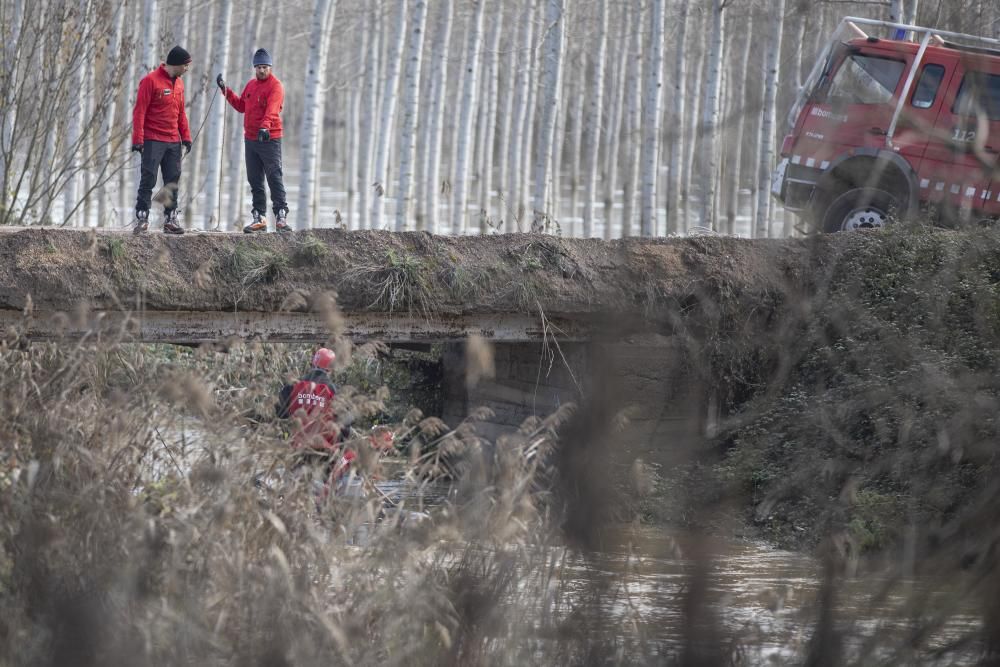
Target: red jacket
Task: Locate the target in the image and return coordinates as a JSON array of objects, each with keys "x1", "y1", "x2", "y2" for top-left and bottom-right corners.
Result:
[
  {"x1": 131, "y1": 65, "x2": 191, "y2": 145},
  {"x1": 224, "y1": 74, "x2": 284, "y2": 140}
]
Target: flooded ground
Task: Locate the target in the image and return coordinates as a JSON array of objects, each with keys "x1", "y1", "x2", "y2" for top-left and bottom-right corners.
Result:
[
  {"x1": 375, "y1": 474, "x2": 982, "y2": 664},
  {"x1": 152, "y1": 419, "x2": 983, "y2": 664},
  {"x1": 49, "y1": 167, "x2": 788, "y2": 238}
]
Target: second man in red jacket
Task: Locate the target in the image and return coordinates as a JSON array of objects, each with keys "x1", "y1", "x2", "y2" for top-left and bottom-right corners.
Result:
[{"x1": 218, "y1": 48, "x2": 290, "y2": 233}]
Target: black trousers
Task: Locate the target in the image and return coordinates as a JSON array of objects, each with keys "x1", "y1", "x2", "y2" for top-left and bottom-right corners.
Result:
[
  {"x1": 245, "y1": 138, "x2": 287, "y2": 215},
  {"x1": 135, "y1": 140, "x2": 182, "y2": 213}
]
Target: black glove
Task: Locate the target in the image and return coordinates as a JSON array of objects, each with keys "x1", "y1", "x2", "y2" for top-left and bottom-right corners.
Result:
[
  {"x1": 216, "y1": 73, "x2": 225, "y2": 91},
  {"x1": 257, "y1": 128, "x2": 270, "y2": 142},
  {"x1": 131, "y1": 143, "x2": 143, "y2": 154},
  {"x1": 182, "y1": 140, "x2": 192, "y2": 155}
]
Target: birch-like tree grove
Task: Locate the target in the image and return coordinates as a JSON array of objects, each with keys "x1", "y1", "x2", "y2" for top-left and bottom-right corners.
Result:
[
  {"x1": 296, "y1": 0, "x2": 337, "y2": 230},
  {"x1": 6, "y1": 0, "x2": 995, "y2": 238}
]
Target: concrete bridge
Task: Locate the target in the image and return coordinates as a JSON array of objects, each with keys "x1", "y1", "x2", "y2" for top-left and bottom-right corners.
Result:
[
  {"x1": 0, "y1": 226, "x2": 819, "y2": 439},
  {"x1": 0, "y1": 226, "x2": 813, "y2": 345}
]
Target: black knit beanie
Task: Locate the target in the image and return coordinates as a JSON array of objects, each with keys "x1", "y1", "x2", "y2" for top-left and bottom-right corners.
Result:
[{"x1": 166, "y1": 46, "x2": 192, "y2": 66}]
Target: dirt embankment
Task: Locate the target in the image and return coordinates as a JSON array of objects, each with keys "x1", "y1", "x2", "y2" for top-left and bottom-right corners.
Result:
[{"x1": 0, "y1": 227, "x2": 824, "y2": 330}]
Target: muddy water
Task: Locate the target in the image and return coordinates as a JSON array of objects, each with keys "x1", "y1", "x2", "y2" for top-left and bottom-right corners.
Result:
[
  {"x1": 377, "y1": 477, "x2": 981, "y2": 663},
  {"x1": 61, "y1": 168, "x2": 787, "y2": 238},
  {"x1": 152, "y1": 431, "x2": 981, "y2": 663},
  {"x1": 560, "y1": 527, "x2": 981, "y2": 663}
]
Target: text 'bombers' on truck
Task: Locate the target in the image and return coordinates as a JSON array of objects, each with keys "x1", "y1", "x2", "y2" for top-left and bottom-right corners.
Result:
[{"x1": 772, "y1": 16, "x2": 1000, "y2": 232}]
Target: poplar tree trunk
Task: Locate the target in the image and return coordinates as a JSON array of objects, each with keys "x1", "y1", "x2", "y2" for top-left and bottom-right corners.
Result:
[
  {"x1": 582, "y1": 0, "x2": 608, "y2": 237},
  {"x1": 311, "y1": 2, "x2": 337, "y2": 228},
  {"x1": 358, "y1": 5, "x2": 380, "y2": 230},
  {"x1": 666, "y1": 0, "x2": 688, "y2": 235},
  {"x1": 120, "y1": 4, "x2": 140, "y2": 224},
  {"x1": 697, "y1": 0, "x2": 726, "y2": 231},
  {"x1": 621, "y1": 5, "x2": 644, "y2": 238},
  {"x1": 420, "y1": 0, "x2": 453, "y2": 233},
  {"x1": 295, "y1": 0, "x2": 336, "y2": 229},
  {"x1": 98, "y1": 0, "x2": 126, "y2": 227},
  {"x1": 754, "y1": 0, "x2": 786, "y2": 238},
  {"x1": 507, "y1": 2, "x2": 534, "y2": 231},
  {"x1": 141, "y1": 0, "x2": 158, "y2": 72},
  {"x1": 170, "y1": 0, "x2": 190, "y2": 45},
  {"x1": 347, "y1": 18, "x2": 368, "y2": 229},
  {"x1": 567, "y1": 71, "x2": 585, "y2": 228},
  {"x1": 682, "y1": 14, "x2": 707, "y2": 232},
  {"x1": 520, "y1": 0, "x2": 542, "y2": 229},
  {"x1": 395, "y1": 0, "x2": 428, "y2": 231},
  {"x1": 0, "y1": 0, "x2": 26, "y2": 219},
  {"x1": 63, "y1": 0, "x2": 92, "y2": 227},
  {"x1": 496, "y1": 15, "x2": 517, "y2": 228},
  {"x1": 201, "y1": 0, "x2": 232, "y2": 231},
  {"x1": 639, "y1": 0, "x2": 665, "y2": 236},
  {"x1": 602, "y1": 4, "x2": 630, "y2": 238},
  {"x1": 227, "y1": 5, "x2": 263, "y2": 228},
  {"x1": 726, "y1": 14, "x2": 754, "y2": 236},
  {"x1": 545, "y1": 46, "x2": 583, "y2": 227},
  {"x1": 792, "y1": 11, "x2": 806, "y2": 92},
  {"x1": 889, "y1": 0, "x2": 903, "y2": 23},
  {"x1": 478, "y1": 9, "x2": 503, "y2": 232},
  {"x1": 371, "y1": 0, "x2": 407, "y2": 230},
  {"x1": 451, "y1": 0, "x2": 486, "y2": 235},
  {"x1": 531, "y1": 0, "x2": 565, "y2": 231},
  {"x1": 183, "y1": 3, "x2": 215, "y2": 226}
]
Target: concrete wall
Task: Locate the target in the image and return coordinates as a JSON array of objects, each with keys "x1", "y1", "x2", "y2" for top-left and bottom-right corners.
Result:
[
  {"x1": 442, "y1": 342, "x2": 589, "y2": 441},
  {"x1": 441, "y1": 338, "x2": 708, "y2": 450}
]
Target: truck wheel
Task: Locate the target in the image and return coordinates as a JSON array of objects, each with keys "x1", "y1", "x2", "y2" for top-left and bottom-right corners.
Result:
[{"x1": 821, "y1": 187, "x2": 900, "y2": 232}]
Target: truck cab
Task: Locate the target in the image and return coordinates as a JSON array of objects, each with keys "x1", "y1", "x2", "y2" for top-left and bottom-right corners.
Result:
[{"x1": 773, "y1": 17, "x2": 1000, "y2": 232}]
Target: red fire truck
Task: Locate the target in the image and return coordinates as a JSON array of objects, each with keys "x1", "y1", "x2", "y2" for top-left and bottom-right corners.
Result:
[{"x1": 772, "y1": 17, "x2": 1000, "y2": 231}]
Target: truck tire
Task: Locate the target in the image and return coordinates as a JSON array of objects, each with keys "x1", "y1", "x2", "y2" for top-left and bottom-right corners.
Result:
[{"x1": 820, "y1": 187, "x2": 900, "y2": 233}]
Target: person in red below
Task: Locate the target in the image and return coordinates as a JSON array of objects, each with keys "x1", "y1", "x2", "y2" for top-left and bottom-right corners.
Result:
[
  {"x1": 216, "y1": 48, "x2": 289, "y2": 234},
  {"x1": 131, "y1": 46, "x2": 193, "y2": 235},
  {"x1": 277, "y1": 347, "x2": 341, "y2": 452},
  {"x1": 275, "y1": 347, "x2": 355, "y2": 496}
]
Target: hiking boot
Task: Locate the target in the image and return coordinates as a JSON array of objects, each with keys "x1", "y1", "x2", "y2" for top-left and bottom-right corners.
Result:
[
  {"x1": 162, "y1": 209, "x2": 185, "y2": 235},
  {"x1": 275, "y1": 207, "x2": 291, "y2": 232},
  {"x1": 243, "y1": 209, "x2": 267, "y2": 233},
  {"x1": 133, "y1": 209, "x2": 149, "y2": 234}
]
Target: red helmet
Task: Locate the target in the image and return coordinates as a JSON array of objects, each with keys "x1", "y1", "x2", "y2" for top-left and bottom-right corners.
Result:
[{"x1": 312, "y1": 347, "x2": 335, "y2": 370}]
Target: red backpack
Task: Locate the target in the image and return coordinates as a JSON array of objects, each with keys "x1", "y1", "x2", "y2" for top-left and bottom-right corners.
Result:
[{"x1": 286, "y1": 379, "x2": 339, "y2": 451}]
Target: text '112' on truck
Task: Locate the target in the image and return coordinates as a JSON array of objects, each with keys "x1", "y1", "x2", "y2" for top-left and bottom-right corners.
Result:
[{"x1": 771, "y1": 16, "x2": 1000, "y2": 232}]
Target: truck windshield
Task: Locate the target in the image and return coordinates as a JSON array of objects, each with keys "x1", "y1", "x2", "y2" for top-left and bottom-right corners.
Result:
[{"x1": 825, "y1": 54, "x2": 906, "y2": 105}]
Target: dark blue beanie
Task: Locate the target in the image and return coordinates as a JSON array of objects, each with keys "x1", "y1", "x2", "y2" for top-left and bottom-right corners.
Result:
[{"x1": 252, "y1": 49, "x2": 272, "y2": 67}]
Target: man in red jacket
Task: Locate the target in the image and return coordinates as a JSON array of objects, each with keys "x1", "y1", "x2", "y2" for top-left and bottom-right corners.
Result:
[
  {"x1": 217, "y1": 48, "x2": 289, "y2": 234},
  {"x1": 131, "y1": 45, "x2": 192, "y2": 235}
]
